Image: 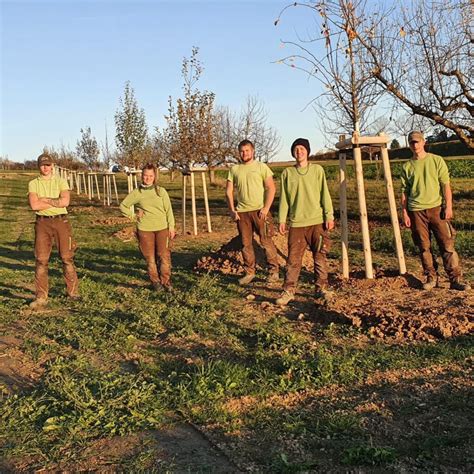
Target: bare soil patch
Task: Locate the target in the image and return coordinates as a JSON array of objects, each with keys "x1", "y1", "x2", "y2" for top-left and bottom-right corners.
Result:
[{"x1": 196, "y1": 235, "x2": 474, "y2": 341}]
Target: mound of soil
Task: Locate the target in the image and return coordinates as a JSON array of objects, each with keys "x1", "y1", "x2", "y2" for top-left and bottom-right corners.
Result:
[
  {"x1": 196, "y1": 235, "x2": 473, "y2": 341},
  {"x1": 322, "y1": 269, "x2": 474, "y2": 341},
  {"x1": 195, "y1": 233, "x2": 314, "y2": 275}
]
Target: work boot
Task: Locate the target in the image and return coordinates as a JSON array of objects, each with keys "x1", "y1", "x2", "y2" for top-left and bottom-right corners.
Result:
[
  {"x1": 450, "y1": 278, "x2": 471, "y2": 291},
  {"x1": 314, "y1": 287, "x2": 334, "y2": 303},
  {"x1": 267, "y1": 272, "x2": 280, "y2": 283},
  {"x1": 29, "y1": 298, "x2": 48, "y2": 310},
  {"x1": 422, "y1": 275, "x2": 438, "y2": 291},
  {"x1": 276, "y1": 290, "x2": 295, "y2": 306},
  {"x1": 238, "y1": 273, "x2": 256, "y2": 286}
]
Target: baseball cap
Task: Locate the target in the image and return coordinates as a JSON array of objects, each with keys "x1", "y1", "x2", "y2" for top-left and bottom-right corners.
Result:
[
  {"x1": 408, "y1": 131, "x2": 424, "y2": 143},
  {"x1": 37, "y1": 153, "x2": 53, "y2": 166}
]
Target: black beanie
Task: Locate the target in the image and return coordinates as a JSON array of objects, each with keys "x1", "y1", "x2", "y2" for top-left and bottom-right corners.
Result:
[{"x1": 291, "y1": 138, "x2": 310, "y2": 158}]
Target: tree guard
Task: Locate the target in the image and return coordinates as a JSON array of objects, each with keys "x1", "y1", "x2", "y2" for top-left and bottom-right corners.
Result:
[
  {"x1": 181, "y1": 167, "x2": 212, "y2": 236},
  {"x1": 336, "y1": 132, "x2": 406, "y2": 279}
]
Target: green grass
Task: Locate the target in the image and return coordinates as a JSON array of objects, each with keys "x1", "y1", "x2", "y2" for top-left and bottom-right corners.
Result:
[{"x1": 0, "y1": 171, "x2": 472, "y2": 471}]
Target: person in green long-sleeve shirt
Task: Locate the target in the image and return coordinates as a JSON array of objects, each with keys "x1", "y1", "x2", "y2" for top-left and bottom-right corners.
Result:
[
  {"x1": 120, "y1": 163, "x2": 175, "y2": 291},
  {"x1": 401, "y1": 130, "x2": 470, "y2": 291},
  {"x1": 277, "y1": 138, "x2": 335, "y2": 305}
]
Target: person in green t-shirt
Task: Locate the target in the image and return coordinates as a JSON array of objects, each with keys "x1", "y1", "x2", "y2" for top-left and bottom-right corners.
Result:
[
  {"x1": 276, "y1": 138, "x2": 335, "y2": 305},
  {"x1": 28, "y1": 153, "x2": 80, "y2": 309},
  {"x1": 225, "y1": 139, "x2": 279, "y2": 286},
  {"x1": 401, "y1": 131, "x2": 470, "y2": 291},
  {"x1": 120, "y1": 163, "x2": 175, "y2": 292}
]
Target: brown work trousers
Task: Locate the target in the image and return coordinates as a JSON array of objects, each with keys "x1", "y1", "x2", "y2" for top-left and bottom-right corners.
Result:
[
  {"x1": 408, "y1": 206, "x2": 461, "y2": 281},
  {"x1": 137, "y1": 229, "x2": 172, "y2": 287},
  {"x1": 237, "y1": 210, "x2": 279, "y2": 275},
  {"x1": 283, "y1": 224, "x2": 331, "y2": 291},
  {"x1": 34, "y1": 215, "x2": 79, "y2": 299}
]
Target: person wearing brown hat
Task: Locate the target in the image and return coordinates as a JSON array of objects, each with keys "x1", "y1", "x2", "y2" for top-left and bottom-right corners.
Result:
[
  {"x1": 225, "y1": 139, "x2": 280, "y2": 286},
  {"x1": 401, "y1": 131, "x2": 470, "y2": 291},
  {"x1": 27, "y1": 153, "x2": 80, "y2": 309},
  {"x1": 276, "y1": 138, "x2": 334, "y2": 305}
]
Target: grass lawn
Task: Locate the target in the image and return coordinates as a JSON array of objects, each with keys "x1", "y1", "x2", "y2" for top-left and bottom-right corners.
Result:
[{"x1": 0, "y1": 166, "x2": 473, "y2": 472}]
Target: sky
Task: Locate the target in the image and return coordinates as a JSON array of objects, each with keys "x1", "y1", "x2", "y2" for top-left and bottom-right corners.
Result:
[{"x1": 1, "y1": 0, "x2": 331, "y2": 163}]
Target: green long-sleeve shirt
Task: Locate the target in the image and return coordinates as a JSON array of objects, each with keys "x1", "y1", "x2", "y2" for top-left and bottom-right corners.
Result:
[
  {"x1": 278, "y1": 164, "x2": 334, "y2": 227},
  {"x1": 400, "y1": 153, "x2": 450, "y2": 211},
  {"x1": 120, "y1": 185, "x2": 175, "y2": 232}
]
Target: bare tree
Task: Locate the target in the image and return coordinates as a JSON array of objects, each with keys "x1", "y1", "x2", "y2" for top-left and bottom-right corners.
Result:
[
  {"x1": 237, "y1": 96, "x2": 281, "y2": 162},
  {"x1": 358, "y1": 0, "x2": 473, "y2": 149},
  {"x1": 76, "y1": 126, "x2": 100, "y2": 170},
  {"x1": 275, "y1": 0, "x2": 384, "y2": 140}
]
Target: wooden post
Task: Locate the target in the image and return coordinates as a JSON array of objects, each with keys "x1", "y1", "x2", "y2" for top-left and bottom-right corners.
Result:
[
  {"x1": 339, "y1": 151, "x2": 349, "y2": 278},
  {"x1": 112, "y1": 174, "x2": 119, "y2": 204},
  {"x1": 353, "y1": 144, "x2": 374, "y2": 279},
  {"x1": 94, "y1": 173, "x2": 101, "y2": 200},
  {"x1": 201, "y1": 171, "x2": 212, "y2": 233},
  {"x1": 182, "y1": 174, "x2": 187, "y2": 234},
  {"x1": 380, "y1": 146, "x2": 406, "y2": 274},
  {"x1": 87, "y1": 174, "x2": 93, "y2": 200},
  {"x1": 190, "y1": 171, "x2": 198, "y2": 236}
]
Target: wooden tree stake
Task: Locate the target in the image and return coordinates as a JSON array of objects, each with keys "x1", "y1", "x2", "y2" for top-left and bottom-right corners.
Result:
[
  {"x1": 190, "y1": 172, "x2": 198, "y2": 236},
  {"x1": 201, "y1": 171, "x2": 212, "y2": 233},
  {"x1": 381, "y1": 145, "x2": 406, "y2": 274},
  {"x1": 339, "y1": 151, "x2": 349, "y2": 278},
  {"x1": 353, "y1": 145, "x2": 374, "y2": 278}
]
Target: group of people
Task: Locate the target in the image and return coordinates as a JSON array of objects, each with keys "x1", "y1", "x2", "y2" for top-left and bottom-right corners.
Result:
[{"x1": 27, "y1": 131, "x2": 470, "y2": 310}]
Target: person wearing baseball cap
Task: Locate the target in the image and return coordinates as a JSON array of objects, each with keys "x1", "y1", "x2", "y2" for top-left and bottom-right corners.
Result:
[
  {"x1": 401, "y1": 131, "x2": 470, "y2": 291},
  {"x1": 27, "y1": 152, "x2": 80, "y2": 309},
  {"x1": 276, "y1": 138, "x2": 334, "y2": 305}
]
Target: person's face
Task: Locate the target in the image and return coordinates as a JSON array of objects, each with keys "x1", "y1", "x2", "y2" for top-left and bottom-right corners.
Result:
[
  {"x1": 294, "y1": 145, "x2": 308, "y2": 163},
  {"x1": 239, "y1": 144, "x2": 255, "y2": 163},
  {"x1": 409, "y1": 138, "x2": 425, "y2": 154},
  {"x1": 142, "y1": 169, "x2": 156, "y2": 186},
  {"x1": 39, "y1": 163, "x2": 53, "y2": 177}
]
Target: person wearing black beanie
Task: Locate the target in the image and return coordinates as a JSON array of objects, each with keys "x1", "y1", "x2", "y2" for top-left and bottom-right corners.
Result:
[
  {"x1": 291, "y1": 138, "x2": 310, "y2": 158},
  {"x1": 276, "y1": 138, "x2": 335, "y2": 305}
]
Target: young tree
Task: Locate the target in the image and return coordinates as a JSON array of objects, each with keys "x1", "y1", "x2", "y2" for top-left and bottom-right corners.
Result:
[
  {"x1": 162, "y1": 47, "x2": 217, "y2": 173},
  {"x1": 390, "y1": 139, "x2": 400, "y2": 149},
  {"x1": 114, "y1": 81, "x2": 148, "y2": 168},
  {"x1": 76, "y1": 126, "x2": 100, "y2": 170}
]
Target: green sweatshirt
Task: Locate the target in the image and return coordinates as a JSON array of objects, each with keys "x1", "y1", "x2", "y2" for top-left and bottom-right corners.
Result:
[
  {"x1": 400, "y1": 153, "x2": 450, "y2": 211},
  {"x1": 279, "y1": 164, "x2": 334, "y2": 227},
  {"x1": 120, "y1": 185, "x2": 175, "y2": 232}
]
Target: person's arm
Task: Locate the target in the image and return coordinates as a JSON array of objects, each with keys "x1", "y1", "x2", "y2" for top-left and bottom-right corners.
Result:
[
  {"x1": 401, "y1": 192, "x2": 411, "y2": 227},
  {"x1": 162, "y1": 189, "x2": 176, "y2": 239},
  {"x1": 443, "y1": 183, "x2": 453, "y2": 220},
  {"x1": 119, "y1": 191, "x2": 139, "y2": 220},
  {"x1": 258, "y1": 176, "x2": 276, "y2": 219},
  {"x1": 28, "y1": 190, "x2": 70, "y2": 211},
  {"x1": 320, "y1": 171, "x2": 334, "y2": 231},
  {"x1": 278, "y1": 172, "x2": 289, "y2": 234},
  {"x1": 225, "y1": 180, "x2": 240, "y2": 221}
]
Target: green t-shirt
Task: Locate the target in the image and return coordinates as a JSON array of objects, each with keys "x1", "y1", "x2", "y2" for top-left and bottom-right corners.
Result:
[
  {"x1": 400, "y1": 153, "x2": 450, "y2": 211},
  {"x1": 28, "y1": 175, "x2": 69, "y2": 216},
  {"x1": 278, "y1": 164, "x2": 334, "y2": 227},
  {"x1": 227, "y1": 161, "x2": 273, "y2": 212},
  {"x1": 120, "y1": 185, "x2": 175, "y2": 232}
]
